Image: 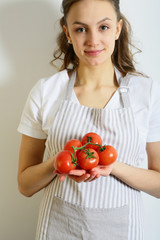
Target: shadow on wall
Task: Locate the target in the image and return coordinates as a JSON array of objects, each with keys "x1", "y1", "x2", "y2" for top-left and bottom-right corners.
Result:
[
  {"x1": 0, "y1": 0, "x2": 61, "y2": 86},
  {"x1": 0, "y1": 0, "x2": 62, "y2": 144},
  {"x1": 0, "y1": 1, "x2": 61, "y2": 240}
]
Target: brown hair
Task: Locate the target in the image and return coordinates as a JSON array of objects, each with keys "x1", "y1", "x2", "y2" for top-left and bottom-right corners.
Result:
[{"x1": 51, "y1": 0, "x2": 141, "y2": 75}]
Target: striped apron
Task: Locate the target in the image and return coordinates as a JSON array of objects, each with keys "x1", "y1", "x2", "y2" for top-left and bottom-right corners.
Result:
[{"x1": 36, "y1": 68, "x2": 144, "y2": 240}]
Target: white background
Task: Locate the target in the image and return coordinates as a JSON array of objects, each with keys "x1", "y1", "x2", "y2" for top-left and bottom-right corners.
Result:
[{"x1": 0, "y1": 0, "x2": 160, "y2": 239}]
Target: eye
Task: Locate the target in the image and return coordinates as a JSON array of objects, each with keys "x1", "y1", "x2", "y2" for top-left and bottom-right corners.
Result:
[
  {"x1": 100, "y1": 25, "x2": 109, "y2": 31},
  {"x1": 75, "y1": 27, "x2": 86, "y2": 33}
]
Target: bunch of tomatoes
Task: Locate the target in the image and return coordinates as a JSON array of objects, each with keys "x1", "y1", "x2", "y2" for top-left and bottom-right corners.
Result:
[{"x1": 55, "y1": 132, "x2": 118, "y2": 174}]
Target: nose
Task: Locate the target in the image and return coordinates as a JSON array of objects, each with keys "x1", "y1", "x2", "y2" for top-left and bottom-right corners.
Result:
[{"x1": 86, "y1": 29, "x2": 99, "y2": 47}]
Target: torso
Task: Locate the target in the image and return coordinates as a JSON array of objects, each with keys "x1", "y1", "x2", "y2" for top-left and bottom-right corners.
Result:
[{"x1": 35, "y1": 68, "x2": 154, "y2": 240}]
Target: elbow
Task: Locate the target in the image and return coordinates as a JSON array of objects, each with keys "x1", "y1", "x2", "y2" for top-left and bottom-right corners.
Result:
[
  {"x1": 17, "y1": 176, "x2": 34, "y2": 198},
  {"x1": 18, "y1": 185, "x2": 34, "y2": 197}
]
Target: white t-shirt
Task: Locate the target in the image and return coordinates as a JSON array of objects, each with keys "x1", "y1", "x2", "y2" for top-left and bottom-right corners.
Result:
[{"x1": 17, "y1": 69, "x2": 160, "y2": 143}]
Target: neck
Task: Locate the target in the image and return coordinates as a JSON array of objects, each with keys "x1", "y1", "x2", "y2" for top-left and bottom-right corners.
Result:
[{"x1": 76, "y1": 61, "x2": 116, "y2": 89}]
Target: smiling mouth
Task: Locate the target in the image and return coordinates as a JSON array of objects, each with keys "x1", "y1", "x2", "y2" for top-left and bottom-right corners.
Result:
[{"x1": 84, "y1": 50, "x2": 103, "y2": 56}]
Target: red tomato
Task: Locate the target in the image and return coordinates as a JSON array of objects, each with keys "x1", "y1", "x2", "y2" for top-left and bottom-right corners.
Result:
[
  {"x1": 64, "y1": 139, "x2": 82, "y2": 156},
  {"x1": 98, "y1": 145, "x2": 118, "y2": 165},
  {"x1": 77, "y1": 148, "x2": 99, "y2": 170},
  {"x1": 55, "y1": 150, "x2": 76, "y2": 174},
  {"x1": 81, "y1": 132, "x2": 102, "y2": 151}
]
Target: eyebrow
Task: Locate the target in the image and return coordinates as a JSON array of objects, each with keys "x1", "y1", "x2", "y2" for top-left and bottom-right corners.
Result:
[{"x1": 72, "y1": 17, "x2": 112, "y2": 26}]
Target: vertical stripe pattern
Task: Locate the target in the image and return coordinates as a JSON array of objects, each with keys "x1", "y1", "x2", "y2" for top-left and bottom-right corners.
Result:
[{"x1": 36, "y1": 69, "x2": 144, "y2": 240}]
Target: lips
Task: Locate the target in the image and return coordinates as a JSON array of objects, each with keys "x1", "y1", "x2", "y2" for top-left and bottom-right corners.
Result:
[{"x1": 84, "y1": 49, "x2": 103, "y2": 56}]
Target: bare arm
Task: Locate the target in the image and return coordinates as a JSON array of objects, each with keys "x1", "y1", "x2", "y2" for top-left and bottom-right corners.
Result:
[
  {"x1": 90, "y1": 142, "x2": 160, "y2": 198},
  {"x1": 17, "y1": 134, "x2": 56, "y2": 197}
]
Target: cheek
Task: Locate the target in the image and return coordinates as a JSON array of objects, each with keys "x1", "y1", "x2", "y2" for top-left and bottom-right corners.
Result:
[
  {"x1": 71, "y1": 38, "x2": 84, "y2": 55},
  {"x1": 73, "y1": 36, "x2": 83, "y2": 46},
  {"x1": 105, "y1": 35, "x2": 116, "y2": 52}
]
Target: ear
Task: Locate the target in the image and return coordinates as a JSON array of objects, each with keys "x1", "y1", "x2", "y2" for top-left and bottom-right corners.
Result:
[
  {"x1": 63, "y1": 25, "x2": 72, "y2": 43},
  {"x1": 115, "y1": 19, "x2": 123, "y2": 40}
]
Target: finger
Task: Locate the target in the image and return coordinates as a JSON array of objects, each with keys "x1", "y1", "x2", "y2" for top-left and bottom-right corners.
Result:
[
  {"x1": 84, "y1": 174, "x2": 96, "y2": 182},
  {"x1": 69, "y1": 169, "x2": 86, "y2": 176},
  {"x1": 54, "y1": 170, "x2": 66, "y2": 181},
  {"x1": 91, "y1": 165, "x2": 112, "y2": 176},
  {"x1": 84, "y1": 173, "x2": 100, "y2": 182},
  {"x1": 59, "y1": 175, "x2": 66, "y2": 182},
  {"x1": 92, "y1": 165, "x2": 110, "y2": 172},
  {"x1": 96, "y1": 174, "x2": 100, "y2": 178},
  {"x1": 69, "y1": 173, "x2": 90, "y2": 183}
]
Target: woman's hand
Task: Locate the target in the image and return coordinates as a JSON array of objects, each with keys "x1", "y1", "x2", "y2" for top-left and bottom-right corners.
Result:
[
  {"x1": 69, "y1": 169, "x2": 100, "y2": 183},
  {"x1": 54, "y1": 163, "x2": 114, "y2": 183},
  {"x1": 90, "y1": 163, "x2": 115, "y2": 177},
  {"x1": 53, "y1": 151, "x2": 115, "y2": 182},
  {"x1": 54, "y1": 168, "x2": 100, "y2": 183}
]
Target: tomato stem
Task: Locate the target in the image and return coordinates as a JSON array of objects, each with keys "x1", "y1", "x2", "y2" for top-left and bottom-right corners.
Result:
[
  {"x1": 83, "y1": 148, "x2": 96, "y2": 159},
  {"x1": 70, "y1": 151, "x2": 78, "y2": 167},
  {"x1": 72, "y1": 142, "x2": 104, "y2": 152},
  {"x1": 70, "y1": 142, "x2": 105, "y2": 166}
]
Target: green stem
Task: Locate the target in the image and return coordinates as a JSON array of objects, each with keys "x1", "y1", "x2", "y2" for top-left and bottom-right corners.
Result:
[
  {"x1": 70, "y1": 142, "x2": 105, "y2": 167},
  {"x1": 72, "y1": 142, "x2": 104, "y2": 152},
  {"x1": 70, "y1": 152, "x2": 78, "y2": 167}
]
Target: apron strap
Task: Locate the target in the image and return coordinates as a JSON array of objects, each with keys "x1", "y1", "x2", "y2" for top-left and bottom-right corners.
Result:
[
  {"x1": 65, "y1": 70, "x2": 77, "y2": 100},
  {"x1": 114, "y1": 67, "x2": 131, "y2": 108},
  {"x1": 119, "y1": 76, "x2": 131, "y2": 108}
]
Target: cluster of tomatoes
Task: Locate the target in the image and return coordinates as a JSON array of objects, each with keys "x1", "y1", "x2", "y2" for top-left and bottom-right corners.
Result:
[{"x1": 55, "y1": 132, "x2": 118, "y2": 174}]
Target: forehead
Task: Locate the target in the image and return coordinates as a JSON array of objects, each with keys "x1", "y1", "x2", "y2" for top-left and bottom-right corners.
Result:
[{"x1": 66, "y1": 0, "x2": 117, "y2": 25}]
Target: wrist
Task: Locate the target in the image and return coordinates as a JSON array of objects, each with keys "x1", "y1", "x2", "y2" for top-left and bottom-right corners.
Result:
[
  {"x1": 46, "y1": 156, "x2": 56, "y2": 174},
  {"x1": 110, "y1": 161, "x2": 121, "y2": 176}
]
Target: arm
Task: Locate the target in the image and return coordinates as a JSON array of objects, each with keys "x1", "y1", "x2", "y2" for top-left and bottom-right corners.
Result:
[
  {"x1": 91, "y1": 142, "x2": 160, "y2": 198},
  {"x1": 17, "y1": 134, "x2": 56, "y2": 197}
]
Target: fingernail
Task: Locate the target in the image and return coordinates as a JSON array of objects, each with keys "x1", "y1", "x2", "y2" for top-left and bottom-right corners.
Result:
[{"x1": 59, "y1": 176, "x2": 65, "y2": 181}]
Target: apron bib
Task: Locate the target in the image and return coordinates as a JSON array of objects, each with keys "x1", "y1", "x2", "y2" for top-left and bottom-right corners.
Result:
[{"x1": 36, "y1": 68, "x2": 144, "y2": 240}]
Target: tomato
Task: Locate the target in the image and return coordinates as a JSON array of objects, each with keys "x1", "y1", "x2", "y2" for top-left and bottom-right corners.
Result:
[
  {"x1": 64, "y1": 139, "x2": 82, "y2": 156},
  {"x1": 81, "y1": 132, "x2": 102, "y2": 151},
  {"x1": 55, "y1": 150, "x2": 76, "y2": 174},
  {"x1": 77, "y1": 148, "x2": 99, "y2": 170},
  {"x1": 98, "y1": 145, "x2": 118, "y2": 165}
]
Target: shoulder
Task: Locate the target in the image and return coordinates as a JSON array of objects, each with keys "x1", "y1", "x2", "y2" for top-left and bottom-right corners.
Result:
[
  {"x1": 127, "y1": 72, "x2": 160, "y2": 91},
  {"x1": 127, "y1": 73, "x2": 152, "y2": 91},
  {"x1": 41, "y1": 69, "x2": 69, "y2": 96},
  {"x1": 127, "y1": 73, "x2": 160, "y2": 108},
  {"x1": 29, "y1": 69, "x2": 69, "y2": 101},
  {"x1": 124, "y1": 73, "x2": 160, "y2": 142},
  {"x1": 42, "y1": 69, "x2": 69, "y2": 87}
]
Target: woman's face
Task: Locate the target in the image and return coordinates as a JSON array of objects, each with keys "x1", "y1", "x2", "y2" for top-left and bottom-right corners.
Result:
[{"x1": 64, "y1": 0, "x2": 122, "y2": 67}]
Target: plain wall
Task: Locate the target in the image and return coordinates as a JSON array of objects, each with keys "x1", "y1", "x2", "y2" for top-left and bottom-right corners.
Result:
[{"x1": 0, "y1": 0, "x2": 159, "y2": 239}]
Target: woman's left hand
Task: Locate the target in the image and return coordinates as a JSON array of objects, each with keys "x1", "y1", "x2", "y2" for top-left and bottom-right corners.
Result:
[
  {"x1": 89, "y1": 163, "x2": 115, "y2": 178},
  {"x1": 70, "y1": 163, "x2": 115, "y2": 182},
  {"x1": 54, "y1": 168, "x2": 100, "y2": 182}
]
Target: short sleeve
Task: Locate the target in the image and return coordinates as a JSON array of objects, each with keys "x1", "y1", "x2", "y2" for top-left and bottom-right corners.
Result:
[
  {"x1": 146, "y1": 80, "x2": 160, "y2": 142},
  {"x1": 17, "y1": 79, "x2": 47, "y2": 139}
]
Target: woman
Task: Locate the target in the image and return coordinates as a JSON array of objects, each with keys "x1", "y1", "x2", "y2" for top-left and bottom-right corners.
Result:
[{"x1": 17, "y1": 0, "x2": 160, "y2": 239}]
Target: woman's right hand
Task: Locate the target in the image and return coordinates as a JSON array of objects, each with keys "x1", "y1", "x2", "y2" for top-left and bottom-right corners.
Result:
[
  {"x1": 54, "y1": 168, "x2": 100, "y2": 183},
  {"x1": 53, "y1": 169, "x2": 86, "y2": 182}
]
